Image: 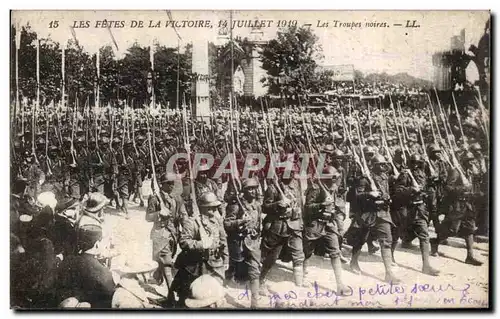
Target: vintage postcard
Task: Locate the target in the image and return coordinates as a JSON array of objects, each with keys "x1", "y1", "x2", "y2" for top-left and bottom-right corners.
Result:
[{"x1": 10, "y1": 10, "x2": 490, "y2": 310}]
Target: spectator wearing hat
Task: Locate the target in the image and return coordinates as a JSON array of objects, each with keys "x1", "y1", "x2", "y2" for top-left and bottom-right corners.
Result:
[
  {"x1": 146, "y1": 172, "x2": 187, "y2": 288},
  {"x1": 11, "y1": 177, "x2": 37, "y2": 238},
  {"x1": 15, "y1": 202, "x2": 58, "y2": 308},
  {"x1": 75, "y1": 193, "x2": 107, "y2": 243},
  {"x1": 184, "y1": 275, "x2": 226, "y2": 309},
  {"x1": 224, "y1": 178, "x2": 262, "y2": 308},
  {"x1": 168, "y1": 192, "x2": 228, "y2": 308},
  {"x1": 55, "y1": 223, "x2": 115, "y2": 308}
]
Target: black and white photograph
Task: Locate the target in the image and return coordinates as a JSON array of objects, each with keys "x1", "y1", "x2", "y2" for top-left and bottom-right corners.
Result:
[{"x1": 9, "y1": 10, "x2": 490, "y2": 310}]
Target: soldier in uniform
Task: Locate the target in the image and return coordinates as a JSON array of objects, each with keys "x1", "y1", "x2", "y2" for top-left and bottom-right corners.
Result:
[
  {"x1": 146, "y1": 173, "x2": 186, "y2": 288},
  {"x1": 188, "y1": 163, "x2": 225, "y2": 218},
  {"x1": 426, "y1": 144, "x2": 449, "y2": 233},
  {"x1": 260, "y1": 168, "x2": 306, "y2": 294},
  {"x1": 470, "y1": 142, "x2": 488, "y2": 236},
  {"x1": 223, "y1": 178, "x2": 262, "y2": 308},
  {"x1": 103, "y1": 138, "x2": 119, "y2": 207},
  {"x1": 169, "y1": 192, "x2": 228, "y2": 308},
  {"x1": 348, "y1": 154, "x2": 400, "y2": 283},
  {"x1": 431, "y1": 152, "x2": 484, "y2": 266},
  {"x1": 392, "y1": 155, "x2": 440, "y2": 276},
  {"x1": 303, "y1": 166, "x2": 349, "y2": 295}
]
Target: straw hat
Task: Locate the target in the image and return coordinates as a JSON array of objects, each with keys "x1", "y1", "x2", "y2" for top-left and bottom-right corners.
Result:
[{"x1": 185, "y1": 275, "x2": 226, "y2": 308}]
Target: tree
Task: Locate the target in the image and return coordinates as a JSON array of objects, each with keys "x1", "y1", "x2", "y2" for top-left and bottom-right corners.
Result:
[{"x1": 260, "y1": 25, "x2": 321, "y2": 102}]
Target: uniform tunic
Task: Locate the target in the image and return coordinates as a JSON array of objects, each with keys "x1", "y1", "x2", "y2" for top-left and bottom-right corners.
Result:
[{"x1": 224, "y1": 197, "x2": 262, "y2": 280}]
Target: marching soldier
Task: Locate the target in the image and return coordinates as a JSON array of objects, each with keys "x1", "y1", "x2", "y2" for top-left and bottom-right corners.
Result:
[
  {"x1": 303, "y1": 166, "x2": 349, "y2": 295},
  {"x1": 146, "y1": 173, "x2": 187, "y2": 288},
  {"x1": 260, "y1": 168, "x2": 306, "y2": 294},
  {"x1": 431, "y1": 152, "x2": 484, "y2": 266},
  {"x1": 168, "y1": 192, "x2": 228, "y2": 307},
  {"x1": 223, "y1": 177, "x2": 262, "y2": 308},
  {"x1": 392, "y1": 154, "x2": 440, "y2": 276},
  {"x1": 427, "y1": 144, "x2": 449, "y2": 233},
  {"x1": 348, "y1": 154, "x2": 401, "y2": 283}
]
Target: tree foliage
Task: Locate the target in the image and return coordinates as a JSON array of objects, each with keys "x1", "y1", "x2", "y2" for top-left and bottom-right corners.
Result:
[
  {"x1": 260, "y1": 25, "x2": 322, "y2": 101},
  {"x1": 10, "y1": 25, "x2": 192, "y2": 109}
]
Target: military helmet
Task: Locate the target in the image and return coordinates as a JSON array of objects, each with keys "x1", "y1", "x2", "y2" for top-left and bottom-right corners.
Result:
[
  {"x1": 333, "y1": 149, "x2": 344, "y2": 158},
  {"x1": 363, "y1": 146, "x2": 375, "y2": 155},
  {"x1": 470, "y1": 143, "x2": 482, "y2": 152},
  {"x1": 371, "y1": 154, "x2": 388, "y2": 164},
  {"x1": 322, "y1": 144, "x2": 335, "y2": 154},
  {"x1": 242, "y1": 178, "x2": 259, "y2": 189},
  {"x1": 332, "y1": 131, "x2": 343, "y2": 140},
  {"x1": 198, "y1": 192, "x2": 222, "y2": 208},
  {"x1": 428, "y1": 144, "x2": 441, "y2": 153},
  {"x1": 410, "y1": 154, "x2": 424, "y2": 163}
]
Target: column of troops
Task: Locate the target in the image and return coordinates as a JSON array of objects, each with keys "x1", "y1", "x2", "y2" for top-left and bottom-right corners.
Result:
[{"x1": 10, "y1": 103, "x2": 488, "y2": 308}]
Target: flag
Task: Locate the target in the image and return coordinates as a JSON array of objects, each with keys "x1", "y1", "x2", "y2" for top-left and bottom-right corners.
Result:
[
  {"x1": 107, "y1": 26, "x2": 119, "y2": 55},
  {"x1": 69, "y1": 26, "x2": 78, "y2": 45}
]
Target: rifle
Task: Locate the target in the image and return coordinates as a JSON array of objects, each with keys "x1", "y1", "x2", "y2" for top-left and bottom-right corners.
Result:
[
  {"x1": 434, "y1": 89, "x2": 470, "y2": 187},
  {"x1": 379, "y1": 114, "x2": 399, "y2": 178},
  {"x1": 146, "y1": 118, "x2": 170, "y2": 217},
  {"x1": 182, "y1": 103, "x2": 200, "y2": 217},
  {"x1": 452, "y1": 92, "x2": 468, "y2": 149},
  {"x1": 417, "y1": 122, "x2": 436, "y2": 178}
]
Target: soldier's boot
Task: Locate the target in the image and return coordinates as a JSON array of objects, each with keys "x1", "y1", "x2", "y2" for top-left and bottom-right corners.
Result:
[
  {"x1": 368, "y1": 240, "x2": 380, "y2": 254},
  {"x1": 381, "y1": 247, "x2": 401, "y2": 284},
  {"x1": 430, "y1": 238, "x2": 439, "y2": 257},
  {"x1": 293, "y1": 266, "x2": 309, "y2": 288},
  {"x1": 330, "y1": 256, "x2": 349, "y2": 296},
  {"x1": 420, "y1": 240, "x2": 440, "y2": 276},
  {"x1": 464, "y1": 234, "x2": 483, "y2": 266},
  {"x1": 249, "y1": 279, "x2": 260, "y2": 309},
  {"x1": 349, "y1": 246, "x2": 362, "y2": 274}
]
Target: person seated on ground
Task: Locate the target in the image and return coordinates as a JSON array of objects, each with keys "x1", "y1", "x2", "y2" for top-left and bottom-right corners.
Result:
[{"x1": 111, "y1": 257, "x2": 162, "y2": 308}]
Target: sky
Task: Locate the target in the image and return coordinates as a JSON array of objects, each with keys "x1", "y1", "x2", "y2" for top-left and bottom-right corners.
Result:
[{"x1": 11, "y1": 10, "x2": 490, "y2": 81}]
